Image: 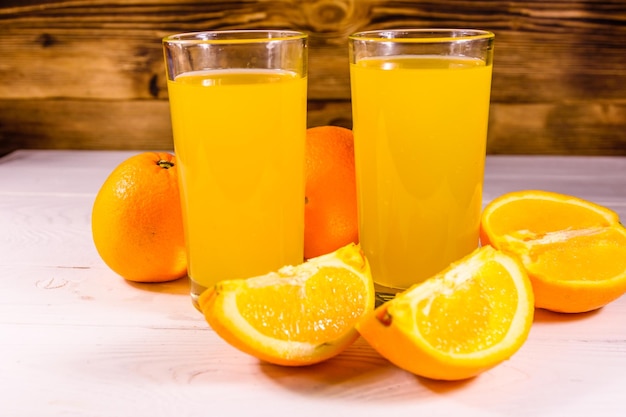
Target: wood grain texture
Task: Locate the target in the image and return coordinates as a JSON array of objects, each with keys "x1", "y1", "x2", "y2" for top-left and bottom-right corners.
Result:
[{"x1": 0, "y1": 0, "x2": 625, "y2": 154}]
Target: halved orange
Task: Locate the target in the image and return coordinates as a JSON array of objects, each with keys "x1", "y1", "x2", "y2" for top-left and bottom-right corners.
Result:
[
  {"x1": 356, "y1": 245, "x2": 534, "y2": 381},
  {"x1": 480, "y1": 190, "x2": 626, "y2": 313},
  {"x1": 198, "y1": 243, "x2": 375, "y2": 366}
]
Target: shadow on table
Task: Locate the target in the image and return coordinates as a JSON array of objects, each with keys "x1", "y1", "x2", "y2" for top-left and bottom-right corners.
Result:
[
  {"x1": 257, "y1": 336, "x2": 477, "y2": 402},
  {"x1": 533, "y1": 307, "x2": 600, "y2": 323},
  {"x1": 124, "y1": 275, "x2": 190, "y2": 296}
]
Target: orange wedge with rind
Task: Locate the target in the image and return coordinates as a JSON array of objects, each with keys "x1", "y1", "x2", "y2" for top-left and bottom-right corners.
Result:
[
  {"x1": 480, "y1": 190, "x2": 626, "y2": 313},
  {"x1": 199, "y1": 243, "x2": 375, "y2": 366},
  {"x1": 356, "y1": 245, "x2": 534, "y2": 381}
]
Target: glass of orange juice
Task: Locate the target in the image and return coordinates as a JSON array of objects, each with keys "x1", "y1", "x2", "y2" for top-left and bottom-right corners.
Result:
[
  {"x1": 348, "y1": 29, "x2": 495, "y2": 301},
  {"x1": 163, "y1": 30, "x2": 308, "y2": 310}
]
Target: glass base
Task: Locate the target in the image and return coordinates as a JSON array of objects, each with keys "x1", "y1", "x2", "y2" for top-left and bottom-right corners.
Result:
[
  {"x1": 190, "y1": 279, "x2": 208, "y2": 312},
  {"x1": 374, "y1": 282, "x2": 406, "y2": 307}
]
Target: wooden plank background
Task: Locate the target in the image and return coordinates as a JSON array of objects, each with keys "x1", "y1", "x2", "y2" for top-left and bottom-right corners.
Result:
[{"x1": 0, "y1": 0, "x2": 625, "y2": 155}]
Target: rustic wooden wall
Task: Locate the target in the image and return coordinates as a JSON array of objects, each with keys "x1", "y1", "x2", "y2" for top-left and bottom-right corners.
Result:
[{"x1": 1, "y1": 0, "x2": 625, "y2": 155}]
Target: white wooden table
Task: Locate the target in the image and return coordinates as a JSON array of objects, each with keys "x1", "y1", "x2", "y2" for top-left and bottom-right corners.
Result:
[{"x1": 1, "y1": 150, "x2": 625, "y2": 417}]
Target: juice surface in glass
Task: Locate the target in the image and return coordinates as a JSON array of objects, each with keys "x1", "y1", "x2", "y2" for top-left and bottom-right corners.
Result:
[
  {"x1": 350, "y1": 55, "x2": 492, "y2": 290},
  {"x1": 167, "y1": 69, "x2": 306, "y2": 297}
]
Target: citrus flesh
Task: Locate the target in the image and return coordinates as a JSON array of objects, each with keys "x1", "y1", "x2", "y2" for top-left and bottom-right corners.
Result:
[
  {"x1": 199, "y1": 243, "x2": 374, "y2": 366},
  {"x1": 480, "y1": 190, "x2": 626, "y2": 313},
  {"x1": 356, "y1": 245, "x2": 534, "y2": 381}
]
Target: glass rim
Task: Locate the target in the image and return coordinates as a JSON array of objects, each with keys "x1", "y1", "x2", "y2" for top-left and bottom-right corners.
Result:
[
  {"x1": 163, "y1": 29, "x2": 308, "y2": 45},
  {"x1": 349, "y1": 28, "x2": 494, "y2": 43}
]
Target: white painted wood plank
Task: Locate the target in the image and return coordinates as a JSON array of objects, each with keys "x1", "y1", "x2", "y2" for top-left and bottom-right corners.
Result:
[
  {"x1": 484, "y1": 156, "x2": 626, "y2": 216},
  {"x1": 0, "y1": 150, "x2": 142, "y2": 194},
  {"x1": 0, "y1": 194, "x2": 97, "y2": 267},
  {"x1": 2, "y1": 305, "x2": 625, "y2": 417},
  {"x1": 1, "y1": 150, "x2": 626, "y2": 417},
  {"x1": 2, "y1": 150, "x2": 624, "y2": 217}
]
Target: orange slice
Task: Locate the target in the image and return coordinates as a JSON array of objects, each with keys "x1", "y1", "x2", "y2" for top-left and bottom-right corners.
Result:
[
  {"x1": 480, "y1": 190, "x2": 626, "y2": 313},
  {"x1": 356, "y1": 246, "x2": 534, "y2": 381},
  {"x1": 198, "y1": 243, "x2": 375, "y2": 366}
]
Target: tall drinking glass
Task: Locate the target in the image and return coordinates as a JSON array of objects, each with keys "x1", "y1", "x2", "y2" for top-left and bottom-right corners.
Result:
[
  {"x1": 163, "y1": 30, "x2": 308, "y2": 309},
  {"x1": 348, "y1": 29, "x2": 495, "y2": 300}
]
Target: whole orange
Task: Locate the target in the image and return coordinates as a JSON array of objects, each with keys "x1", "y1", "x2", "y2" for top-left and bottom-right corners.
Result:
[
  {"x1": 92, "y1": 152, "x2": 187, "y2": 282},
  {"x1": 304, "y1": 126, "x2": 358, "y2": 259}
]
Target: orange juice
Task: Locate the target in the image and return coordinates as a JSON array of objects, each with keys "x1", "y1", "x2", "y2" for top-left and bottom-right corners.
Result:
[
  {"x1": 350, "y1": 56, "x2": 493, "y2": 290},
  {"x1": 167, "y1": 69, "x2": 307, "y2": 300}
]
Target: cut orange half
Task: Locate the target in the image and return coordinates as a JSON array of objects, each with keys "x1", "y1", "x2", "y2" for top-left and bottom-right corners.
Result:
[
  {"x1": 356, "y1": 246, "x2": 534, "y2": 381},
  {"x1": 198, "y1": 243, "x2": 375, "y2": 366},
  {"x1": 480, "y1": 190, "x2": 626, "y2": 313}
]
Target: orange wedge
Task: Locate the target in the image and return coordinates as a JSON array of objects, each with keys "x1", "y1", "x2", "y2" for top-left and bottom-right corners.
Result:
[
  {"x1": 198, "y1": 243, "x2": 375, "y2": 366},
  {"x1": 480, "y1": 190, "x2": 626, "y2": 313},
  {"x1": 356, "y1": 246, "x2": 534, "y2": 381}
]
